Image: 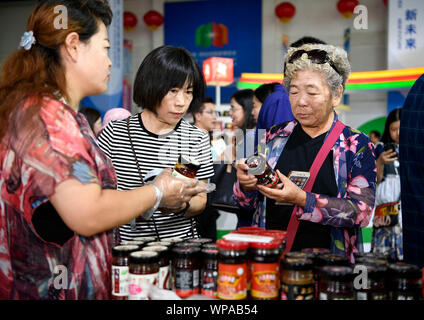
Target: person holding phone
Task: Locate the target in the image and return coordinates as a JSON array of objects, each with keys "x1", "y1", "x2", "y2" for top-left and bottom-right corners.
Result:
[
  {"x1": 372, "y1": 108, "x2": 403, "y2": 261},
  {"x1": 234, "y1": 43, "x2": 376, "y2": 262}
]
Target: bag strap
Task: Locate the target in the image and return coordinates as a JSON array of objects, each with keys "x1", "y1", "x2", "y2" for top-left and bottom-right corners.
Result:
[
  {"x1": 284, "y1": 121, "x2": 345, "y2": 254},
  {"x1": 127, "y1": 118, "x2": 161, "y2": 240}
]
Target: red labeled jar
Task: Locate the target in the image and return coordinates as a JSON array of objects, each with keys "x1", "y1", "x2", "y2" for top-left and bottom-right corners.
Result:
[
  {"x1": 111, "y1": 245, "x2": 140, "y2": 300},
  {"x1": 171, "y1": 246, "x2": 201, "y2": 298},
  {"x1": 128, "y1": 251, "x2": 159, "y2": 300},
  {"x1": 245, "y1": 155, "x2": 279, "y2": 187},
  {"x1": 250, "y1": 240, "x2": 281, "y2": 300},
  {"x1": 216, "y1": 239, "x2": 249, "y2": 300}
]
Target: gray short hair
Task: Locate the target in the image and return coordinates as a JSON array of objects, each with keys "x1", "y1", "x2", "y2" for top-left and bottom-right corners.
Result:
[{"x1": 283, "y1": 44, "x2": 351, "y2": 97}]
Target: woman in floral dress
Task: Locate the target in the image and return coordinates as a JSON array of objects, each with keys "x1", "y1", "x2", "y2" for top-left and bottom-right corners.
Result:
[
  {"x1": 234, "y1": 43, "x2": 377, "y2": 263},
  {"x1": 0, "y1": 0, "x2": 202, "y2": 299}
]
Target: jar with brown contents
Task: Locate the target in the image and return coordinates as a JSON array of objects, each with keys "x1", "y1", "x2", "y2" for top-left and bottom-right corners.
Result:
[
  {"x1": 142, "y1": 245, "x2": 171, "y2": 290},
  {"x1": 245, "y1": 155, "x2": 279, "y2": 188},
  {"x1": 111, "y1": 245, "x2": 140, "y2": 300},
  {"x1": 201, "y1": 247, "x2": 219, "y2": 298},
  {"x1": 388, "y1": 263, "x2": 422, "y2": 300},
  {"x1": 128, "y1": 251, "x2": 159, "y2": 300},
  {"x1": 172, "y1": 154, "x2": 201, "y2": 179},
  {"x1": 281, "y1": 257, "x2": 314, "y2": 300},
  {"x1": 172, "y1": 246, "x2": 201, "y2": 298},
  {"x1": 354, "y1": 262, "x2": 388, "y2": 300},
  {"x1": 319, "y1": 266, "x2": 354, "y2": 300}
]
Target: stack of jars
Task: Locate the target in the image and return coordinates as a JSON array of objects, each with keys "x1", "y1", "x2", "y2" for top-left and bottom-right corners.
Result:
[{"x1": 111, "y1": 229, "x2": 423, "y2": 300}]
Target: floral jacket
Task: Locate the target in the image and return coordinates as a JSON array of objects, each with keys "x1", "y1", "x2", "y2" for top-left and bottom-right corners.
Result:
[{"x1": 233, "y1": 112, "x2": 377, "y2": 262}]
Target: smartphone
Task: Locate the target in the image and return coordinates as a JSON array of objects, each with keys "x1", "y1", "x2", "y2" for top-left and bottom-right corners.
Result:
[
  {"x1": 287, "y1": 171, "x2": 310, "y2": 190},
  {"x1": 384, "y1": 143, "x2": 398, "y2": 157}
]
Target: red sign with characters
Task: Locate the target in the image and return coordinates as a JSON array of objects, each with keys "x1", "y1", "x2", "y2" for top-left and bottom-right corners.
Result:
[{"x1": 203, "y1": 57, "x2": 234, "y2": 86}]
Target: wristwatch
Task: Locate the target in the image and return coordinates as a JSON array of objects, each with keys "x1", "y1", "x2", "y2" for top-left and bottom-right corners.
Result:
[{"x1": 176, "y1": 201, "x2": 190, "y2": 217}]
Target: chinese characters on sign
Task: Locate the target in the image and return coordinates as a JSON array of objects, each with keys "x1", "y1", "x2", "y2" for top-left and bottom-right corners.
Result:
[{"x1": 388, "y1": 0, "x2": 423, "y2": 70}]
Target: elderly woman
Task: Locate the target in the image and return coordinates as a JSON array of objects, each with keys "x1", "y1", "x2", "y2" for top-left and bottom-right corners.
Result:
[{"x1": 234, "y1": 44, "x2": 376, "y2": 262}]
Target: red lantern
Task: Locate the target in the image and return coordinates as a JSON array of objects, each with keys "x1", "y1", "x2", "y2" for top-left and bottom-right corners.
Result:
[
  {"x1": 337, "y1": 0, "x2": 359, "y2": 18},
  {"x1": 123, "y1": 11, "x2": 138, "y2": 31},
  {"x1": 275, "y1": 2, "x2": 296, "y2": 23},
  {"x1": 143, "y1": 10, "x2": 164, "y2": 31}
]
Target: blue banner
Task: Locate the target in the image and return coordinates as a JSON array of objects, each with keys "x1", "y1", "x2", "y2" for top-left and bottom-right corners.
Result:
[{"x1": 164, "y1": 0, "x2": 262, "y2": 103}]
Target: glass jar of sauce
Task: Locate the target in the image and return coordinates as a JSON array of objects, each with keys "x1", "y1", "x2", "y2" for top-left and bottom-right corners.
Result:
[
  {"x1": 216, "y1": 239, "x2": 249, "y2": 300},
  {"x1": 250, "y1": 240, "x2": 281, "y2": 300},
  {"x1": 128, "y1": 251, "x2": 159, "y2": 300},
  {"x1": 319, "y1": 266, "x2": 354, "y2": 300},
  {"x1": 171, "y1": 246, "x2": 201, "y2": 298},
  {"x1": 111, "y1": 245, "x2": 140, "y2": 300},
  {"x1": 281, "y1": 257, "x2": 314, "y2": 300}
]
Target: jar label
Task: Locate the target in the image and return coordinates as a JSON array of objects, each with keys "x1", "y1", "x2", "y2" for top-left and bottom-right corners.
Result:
[
  {"x1": 217, "y1": 263, "x2": 247, "y2": 300},
  {"x1": 319, "y1": 292, "x2": 354, "y2": 300},
  {"x1": 112, "y1": 266, "x2": 129, "y2": 297},
  {"x1": 174, "y1": 269, "x2": 195, "y2": 298},
  {"x1": 281, "y1": 282, "x2": 314, "y2": 300},
  {"x1": 159, "y1": 265, "x2": 171, "y2": 290},
  {"x1": 193, "y1": 269, "x2": 200, "y2": 289},
  {"x1": 251, "y1": 262, "x2": 279, "y2": 299},
  {"x1": 356, "y1": 291, "x2": 368, "y2": 300},
  {"x1": 128, "y1": 272, "x2": 158, "y2": 300},
  {"x1": 201, "y1": 269, "x2": 218, "y2": 297},
  {"x1": 172, "y1": 169, "x2": 190, "y2": 180}
]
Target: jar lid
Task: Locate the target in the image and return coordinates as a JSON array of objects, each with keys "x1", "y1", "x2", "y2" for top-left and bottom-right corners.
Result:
[
  {"x1": 142, "y1": 245, "x2": 169, "y2": 258},
  {"x1": 119, "y1": 240, "x2": 146, "y2": 248},
  {"x1": 174, "y1": 241, "x2": 202, "y2": 248},
  {"x1": 202, "y1": 243, "x2": 217, "y2": 250},
  {"x1": 259, "y1": 230, "x2": 287, "y2": 241},
  {"x1": 250, "y1": 240, "x2": 281, "y2": 249},
  {"x1": 188, "y1": 238, "x2": 213, "y2": 244},
  {"x1": 301, "y1": 248, "x2": 331, "y2": 257},
  {"x1": 316, "y1": 253, "x2": 349, "y2": 267},
  {"x1": 129, "y1": 251, "x2": 159, "y2": 264},
  {"x1": 354, "y1": 263, "x2": 387, "y2": 277},
  {"x1": 321, "y1": 266, "x2": 354, "y2": 280},
  {"x1": 388, "y1": 263, "x2": 421, "y2": 279},
  {"x1": 202, "y1": 248, "x2": 218, "y2": 256},
  {"x1": 216, "y1": 239, "x2": 249, "y2": 250},
  {"x1": 355, "y1": 256, "x2": 388, "y2": 267},
  {"x1": 285, "y1": 251, "x2": 315, "y2": 260},
  {"x1": 178, "y1": 154, "x2": 201, "y2": 171},
  {"x1": 147, "y1": 241, "x2": 172, "y2": 247},
  {"x1": 112, "y1": 245, "x2": 140, "y2": 257},
  {"x1": 172, "y1": 246, "x2": 201, "y2": 256},
  {"x1": 164, "y1": 237, "x2": 184, "y2": 243},
  {"x1": 282, "y1": 257, "x2": 313, "y2": 270},
  {"x1": 133, "y1": 236, "x2": 157, "y2": 242}
]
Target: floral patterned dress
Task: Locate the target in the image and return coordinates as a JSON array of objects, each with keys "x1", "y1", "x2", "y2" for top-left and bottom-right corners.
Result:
[
  {"x1": 233, "y1": 112, "x2": 377, "y2": 263},
  {"x1": 0, "y1": 95, "x2": 117, "y2": 299}
]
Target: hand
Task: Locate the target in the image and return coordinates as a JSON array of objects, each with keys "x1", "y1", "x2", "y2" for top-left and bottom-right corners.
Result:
[
  {"x1": 256, "y1": 170, "x2": 306, "y2": 207},
  {"x1": 152, "y1": 168, "x2": 206, "y2": 209},
  {"x1": 377, "y1": 150, "x2": 397, "y2": 165},
  {"x1": 236, "y1": 159, "x2": 257, "y2": 192}
]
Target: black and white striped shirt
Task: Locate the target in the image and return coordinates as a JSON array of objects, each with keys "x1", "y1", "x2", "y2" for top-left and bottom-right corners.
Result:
[{"x1": 97, "y1": 113, "x2": 214, "y2": 241}]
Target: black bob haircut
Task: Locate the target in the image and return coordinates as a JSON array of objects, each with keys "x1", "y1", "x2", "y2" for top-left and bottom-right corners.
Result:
[{"x1": 133, "y1": 45, "x2": 205, "y2": 113}]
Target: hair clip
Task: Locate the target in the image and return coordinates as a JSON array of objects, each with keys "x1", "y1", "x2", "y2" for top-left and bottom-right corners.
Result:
[{"x1": 19, "y1": 31, "x2": 36, "y2": 50}]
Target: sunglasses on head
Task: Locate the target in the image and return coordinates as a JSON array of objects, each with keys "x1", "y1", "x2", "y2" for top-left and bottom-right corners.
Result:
[{"x1": 284, "y1": 49, "x2": 341, "y2": 76}]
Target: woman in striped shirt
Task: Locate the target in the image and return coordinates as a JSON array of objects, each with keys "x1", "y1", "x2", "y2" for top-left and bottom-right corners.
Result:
[{"x1": 98, "y1": 46, "x2": 214, "y2": 241}]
